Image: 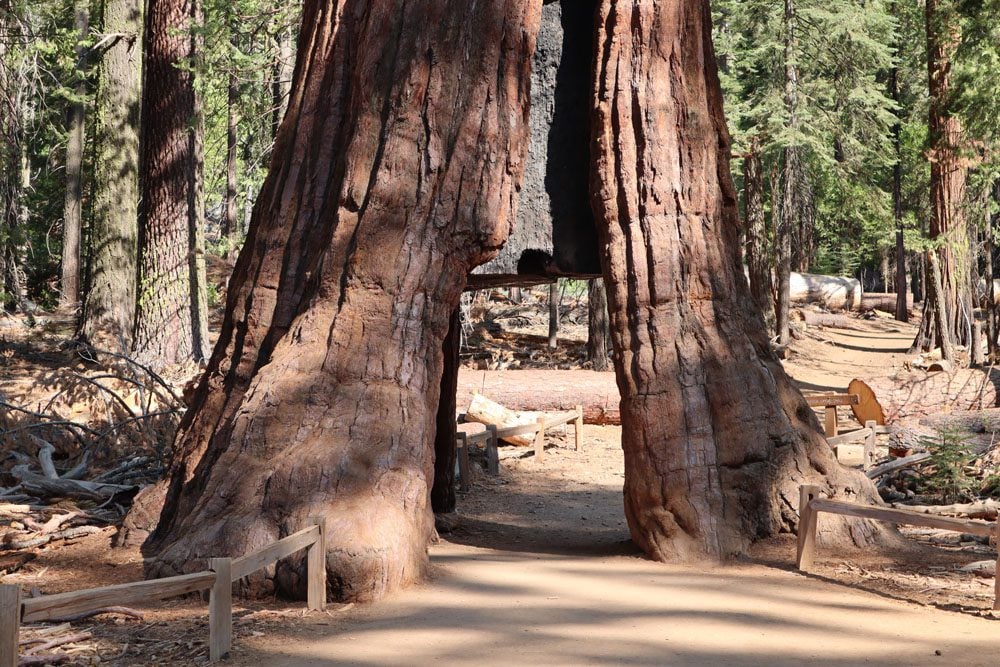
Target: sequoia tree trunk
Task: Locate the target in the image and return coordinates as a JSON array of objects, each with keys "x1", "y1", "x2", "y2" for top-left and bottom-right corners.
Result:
[
  {"x1": 431, "y1": 308, "x2": 461, "y2": 514},
  {"x1": 590, "y1": 0, "x2": 885, "y2": 561},
  {"x1": 914, "y1": 0, "x2": 971, "y2": 354},
  {"x1": 79, "y1": 0, "x2": 142, "y2": 346},
  {"x1": 137, "y1": 0, "x2": 541, "y2": 602},
  {"x1": 132, "y1": 0, "x2": 209, "y2": 366}
]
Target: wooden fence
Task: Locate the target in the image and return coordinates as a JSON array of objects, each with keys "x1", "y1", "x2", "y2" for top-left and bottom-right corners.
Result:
[
  {"x1": 795, "y1": 485, "x2": 1000, "y2": 610},
  {"x1": 0, "y1": 517, "x2": 327, "y2": 666}
]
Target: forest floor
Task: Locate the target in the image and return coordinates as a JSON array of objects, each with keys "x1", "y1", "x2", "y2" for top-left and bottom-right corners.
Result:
[{"x1": 2, "y1": 290, "x2": 1000, "y2": 663}]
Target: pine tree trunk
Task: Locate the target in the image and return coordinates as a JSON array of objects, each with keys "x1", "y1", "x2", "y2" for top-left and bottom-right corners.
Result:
[
  {"x1": 221, "y1": 13, "x2": 238, "y2": 255},
  {"x1": 135, "y1": 0, "x2": 542, "y2": 602},
  {"x1": 80, "y1": 0, "x2": 142, "y2": 345},
  {"x1": 744, "y1": 138, "x2": 774, "y2": 334},
  {"x1": 776, "y1": 0, "x2": 799, "y2": 346},
  {"x1": 915, "y1": 0, "x2": 971, "y2": 353},
  {"x1": 548, "y1": 280, "x2": 559, "y2": 349},
  {"x1": 587, "y1": 278, "x2": 610, "y2": 371},
  {"x1": 132, "y1": 0, "x2": 207, "y2": 366},
  {"x1": 590, "y1": 0, "x2": 885, "y2": 562},
  {"x1": 59, "y1": 0, "x2": 89, "y2": 312}
]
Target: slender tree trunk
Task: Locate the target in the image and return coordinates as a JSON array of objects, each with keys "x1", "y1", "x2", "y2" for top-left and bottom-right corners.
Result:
[
  {"x1": 270, "y1": 23, "x2": 294, "y2": 139},
  {"x1": 890, "y1": 58, "x2": 907, "y2": 321},
  {"x1": 776, "y1": 0, "x2": 799, "y2": 346},
  {"x1": 590, "y1": 0, "x2": 885, "y2": 562},
  {"x1": 80, "y1": 0, "x2": 142, "y2": 346},
  {"x1": 59, "y1": 0, "x2": 89, "y2": 312},
  {"x1": 587, "y1": 278, "x2": 610, "y2": 371},
  {"x1": 221, "y1": 15, "x2": 239, "y2": 255},
  {"x1": 989, "y1": 180, "x2": 1000, "y2": 361},
  {"x1": 132, "y1": 0, "x2": 207, "y2": 366},
  {"x1": 548, "y1": 280, "x2": 559, "y2": 349},
  {"x1": 915, "y1": 0, "x2": 970, "y2": 357},
  {"x1": 132, "y1": 0, "x2": 542, "y2": 603},
  {"x1": 744, "y1": 137, "x2": 774, "y2": 335},
  {"x1": 431, "y1": 308, "x2": 461, "y2": 514}
]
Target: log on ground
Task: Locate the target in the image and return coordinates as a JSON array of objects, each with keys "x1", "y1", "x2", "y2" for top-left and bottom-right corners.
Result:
[{"x1": 457, "y1": 369, "x2": 620, "y2": 425}]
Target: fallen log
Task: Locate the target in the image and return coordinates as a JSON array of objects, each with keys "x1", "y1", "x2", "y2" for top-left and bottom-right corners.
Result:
[
  {"x1": 790, "y1": 272, "x2": 862, "y2": 311},
  {"x1": 465, "y1": 393, "x2": 539, "y2": 446},
  {"x1": 457, "y1": 369, "x2": 620, "y2": 425},
  {"x1": 866, "y1": 452, "x2": 932, "y2": 479},
  {"x1": 861, "y1": 292, "x2": 914, "y2": 313},
  {"x1": 889, "y1": 499, "x2": 1000, "y2": 521},
  {"x1": 799, "y1": 311, "x2": 860, "y2": 329},
  {"x1": 849, "y1": 372, "x2": 1000, "y2": 424}
]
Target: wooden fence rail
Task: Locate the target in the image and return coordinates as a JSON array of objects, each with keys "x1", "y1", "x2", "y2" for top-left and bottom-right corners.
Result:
[
  {"x1": 796, "y1": 485, "x2": 1000, "y2": 610},
  {"x1": 0, "y1": 516, "x2": 327, "y2": 666}
]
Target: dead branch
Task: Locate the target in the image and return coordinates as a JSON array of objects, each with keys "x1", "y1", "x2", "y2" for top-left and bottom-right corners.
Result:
[{"x1": 46, "y1": 606, "x2": 144, "y2": 622}]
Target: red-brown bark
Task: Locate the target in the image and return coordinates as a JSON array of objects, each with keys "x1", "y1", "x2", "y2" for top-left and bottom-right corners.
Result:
[
  {"x1": 135, "y1": 0, "x2": 542, "y2": 603},
  {"x1": 915, "y1": 0, "x2": 971, "y2": 355},
  {"x1": 590, "y1": 0, "x2": 886, "y2": 561}
]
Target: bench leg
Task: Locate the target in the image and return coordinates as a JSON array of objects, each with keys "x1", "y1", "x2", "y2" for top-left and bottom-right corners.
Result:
[
  {"x1": 533, "y1": 416, "x2": 546, "y2": 461},
  {"x1": 824, "y1": 406, "x2": 838, "y2": 437},
  {"x1": 574, "y1": 405, "x2": 583, "y2": 451}
]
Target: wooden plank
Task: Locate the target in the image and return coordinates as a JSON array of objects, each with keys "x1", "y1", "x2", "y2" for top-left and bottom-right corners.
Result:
[
  {"x1": 533, "y1": 416, "x2": 545, "y2": 460},
  {"x1": 0, "y1": 585, "x2": 19, "y2": 667},
  {"x1": 208, "y1": 559, "x2": 231, "y2": 662},
  {"x1": 230, "y1": 526, "x2": 319, "y2": 582},
  {"x1": 805, "y1": 394, "x2": 860, "y2": 407},
  {"x1": 796, "y1": 485, "x2": 821, "y2": 570},
  {"x1": 485, "y1": 425, "x2": 499, "y2": 475},
  {"x1": 810, "y1": 498, "x2": 994, "y2": 537},
  {"x1": 863, "y1": 420, "x2": 877, "y2": 472},
  {"x1": 827, "y1": 428, "x2": 871, "y2": 446},
  {"x1": 306, "y1": 517, "x2": 327, "y2": 612},
  {"x1": 22, "y1": 571, "x2": 216, "y2": 623},
  {"x1": 574, "y1": 404, "x2": 583, "y2": 451},
  {"x1": 994, "y1": 520, "x2": 1000, "y2": 611},
  {"x1": 824, "y1": 405, "x2": 838, "y2": 437},
  {"x1": 866, "y1": 452, "x2": 932, "y2": 479},
  {"x1": 494, "y1": 422, "x2": 542, "y2": 440}
]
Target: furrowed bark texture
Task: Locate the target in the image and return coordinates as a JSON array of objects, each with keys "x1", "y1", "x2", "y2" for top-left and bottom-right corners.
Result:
[
  {"x1": 915, "y1": 0, "x2": 970, "y2": 353},
  {"x1": 587, "y1": 278, "x2": 611, "y2": 371},
  {"x1": 133, "y1": 0, "x2": 208, "y2": 366},
  {"x1": 140, "y1": 0, "x2": 541, "y2": 602},
  {"x1": 80, "y1": 0, "x2": 142, "y2": 344},
  {"x1": 743, "y1": 138, "x2": 773, "y2": 335},
  {"x1": 59, "y1": 0, "x2": 88, "y2": 311},
  {"x1": 590, "y1": 0, "x2": 885, "y2": 562}
]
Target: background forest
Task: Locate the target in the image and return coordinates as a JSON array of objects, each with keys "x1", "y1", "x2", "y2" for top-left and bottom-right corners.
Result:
[{"x1": 1, "y1": 0, "x2": 1000, "y2": 361}]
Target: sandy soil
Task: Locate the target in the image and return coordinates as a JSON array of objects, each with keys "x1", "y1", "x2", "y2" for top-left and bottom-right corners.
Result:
[{"x1": 4, "y1": 303, "x2": 1000, "y2": 664}]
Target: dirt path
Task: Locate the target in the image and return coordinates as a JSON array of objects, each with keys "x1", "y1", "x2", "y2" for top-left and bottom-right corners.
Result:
[{"x1": 234, "y1": 430, "x2": 999, "y2": 665}]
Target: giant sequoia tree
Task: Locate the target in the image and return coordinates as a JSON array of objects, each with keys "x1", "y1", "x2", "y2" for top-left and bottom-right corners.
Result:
[
  {"x1": 590, "y1": 0, "x2": 883, "y2": 560},
  {"x1": 137, "y1": 0, "x2": 542, "y2": 602}
]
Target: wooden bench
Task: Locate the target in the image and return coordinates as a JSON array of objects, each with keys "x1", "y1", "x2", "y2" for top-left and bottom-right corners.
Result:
[
  {"x1": 805, "y1": 393, "x2": 860, "y2": 437},
  {"x1": 455, "y1": 405, "x2": 584, "y2": 490},
  {"x1": 796, "y1": 485, "x2": 1000, "y2": 610}
]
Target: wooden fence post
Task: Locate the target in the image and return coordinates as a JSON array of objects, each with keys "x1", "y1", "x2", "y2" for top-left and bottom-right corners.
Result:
[
  {"x1": 456, "y1": 432, "x2": 470, "y2": 491},
  {"x1": 208, "y1": 558, "x2": 232, "y2": 662},
  {"x1": 485, "y1": 425, "x2": 499, "y2": 475},
  {"x1": 306, "y1": 517, "x2": 327, "y2": 612},
  {"x1": 994, "y1": 518, "x2": 1000, "y2": 611},
  {"x1": 863, "y1": 420, "x2": 877, "y2": 472},
  {"x1": 973, "y1": 321, "x2": 984, "y2": 367},
  {"x1": 533, "y1": 416, "x2": 546, "y2": 460},
  {"x1": 796, "y1": 485, "x2": 822, "y2": 571},
  {"x1": 574, "y1": 405, "x2": 584, "y2": 451},
  {"x1": 0, "y1": 585, "x2": 19, "y2": 667}
]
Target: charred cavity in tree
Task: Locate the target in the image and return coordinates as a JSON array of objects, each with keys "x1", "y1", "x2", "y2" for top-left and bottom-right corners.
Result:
[{"x1": 467, "y1": 0, "x2": 601, "y2": 290}]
